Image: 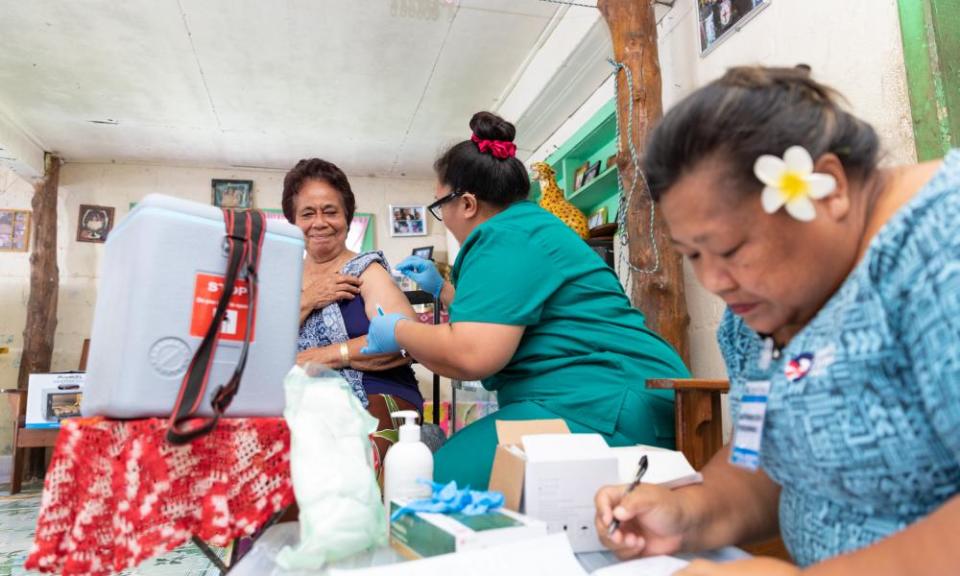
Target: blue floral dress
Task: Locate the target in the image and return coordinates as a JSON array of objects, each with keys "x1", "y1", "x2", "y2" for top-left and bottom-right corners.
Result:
[{"x1": 719, "y1": 151, "x2": 960, "y2": 566}]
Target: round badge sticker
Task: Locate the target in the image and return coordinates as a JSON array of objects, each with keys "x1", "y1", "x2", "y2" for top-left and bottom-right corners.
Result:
[{"x1": 784, "y1": 353, "x2": 814, "y2": 382}]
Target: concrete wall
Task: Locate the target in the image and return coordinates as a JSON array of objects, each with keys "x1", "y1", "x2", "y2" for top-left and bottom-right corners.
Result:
[{"x1": 0, "y1": 162, "x2": 444, "y2": 454}]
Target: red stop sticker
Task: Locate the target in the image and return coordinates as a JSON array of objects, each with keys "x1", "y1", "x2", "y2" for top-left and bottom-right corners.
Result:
[{"x1": 189, "y1": 273, "x2": 256, "y2": 342}]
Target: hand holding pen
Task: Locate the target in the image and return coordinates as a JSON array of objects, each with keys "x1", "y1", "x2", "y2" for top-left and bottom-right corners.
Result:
[
  {"x1": 595, "y1": 454, "x2": 690, "y2": 560},
  {"x1": 608, "y1": 455, "x2": 648, "y2": 536}
]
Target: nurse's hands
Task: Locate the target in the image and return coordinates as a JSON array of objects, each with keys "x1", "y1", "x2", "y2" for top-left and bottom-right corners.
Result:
[
  {"x1": 396, "y1": 256, "x2": 444, "y2": 298},
  {"x1": 595, "y1": 483, "x2": 690, "y2": 560},
  {"x1": 676, "y1": 558, "x2": 799, "y2": 576},
  {"x1": 361, "y1": 313, "x2": 410, "y2": 355}
]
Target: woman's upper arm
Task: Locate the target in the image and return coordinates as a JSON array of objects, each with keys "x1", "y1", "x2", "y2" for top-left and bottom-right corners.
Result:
[
  {"x1": 360, "y1": 264, "x2": 416, "y2": 319},
  {"x1": 448, "y1": 322, "x2": 525, "y2": 379}
]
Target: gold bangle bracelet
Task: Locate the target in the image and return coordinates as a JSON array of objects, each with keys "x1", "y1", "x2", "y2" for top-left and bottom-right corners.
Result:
[{"x1": 339, "y1": 342, "x2": 351, "y2": 367}]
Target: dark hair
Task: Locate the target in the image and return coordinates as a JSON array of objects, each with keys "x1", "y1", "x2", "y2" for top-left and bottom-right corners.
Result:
[
  {"x1": 434, "y1": 112, "x2": 530, "y2": 206},
  {"x1": 643, "y1": 66, "x2": 880, "y2": 201},
  {"x1": 282, "y1": 158, "x2": 356, "y2": 225}
]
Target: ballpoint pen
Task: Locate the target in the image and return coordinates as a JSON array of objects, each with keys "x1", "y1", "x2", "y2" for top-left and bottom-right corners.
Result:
[{"x1": 608, "y1": 454, "x2": 649, "y2": 537}]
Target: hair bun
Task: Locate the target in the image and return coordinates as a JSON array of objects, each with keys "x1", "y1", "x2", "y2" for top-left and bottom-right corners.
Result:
[{"x1": 470, "y1": 111, "x2": 516, "y2": 143}]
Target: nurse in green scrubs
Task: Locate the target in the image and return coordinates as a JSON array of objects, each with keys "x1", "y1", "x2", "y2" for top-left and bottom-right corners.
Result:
[{"x1": 362, "y1": 111, "x2": 689, "y2": 489}]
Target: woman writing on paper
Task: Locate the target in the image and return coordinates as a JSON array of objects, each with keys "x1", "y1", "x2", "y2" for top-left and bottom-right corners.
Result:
[
  {"x1": 361, "y1": 112, "x2": 690, "y2": 489},
  {"x1": 594, "y1": 66, "x2": 960, "y2": 575}
]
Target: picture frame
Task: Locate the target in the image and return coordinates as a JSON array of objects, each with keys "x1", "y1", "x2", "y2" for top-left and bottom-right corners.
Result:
[
  {"x1": 698, "y1": 0, "x2": 771, "y2": 56},
  {"x1": 76, "y1": 204, "x2": 115, "y2": 243},
  {"x1": 389, "y1": 205, "x2": 427, "y2": 237},
  {"x1": 588, "y1": 206, "x2": 609, "y2": 229},
  {"x1": 347, "y1": 213, "x2": 375, "y2": 252},
  {"x1": 573, "y1": 162, "x2": 590, "y2": 191},
  {"x1": 0, "y1": 209, "x2": 31, "y2": 252},
  {"x1": 580, "y1": 160, "x2": 602, "y2": 189},
  {"x1": 412, "y1": 245, "x2": 434, "y2": 260},
  {"x1": 262, "y1": 208, "x2": 288, "y2": 222},
  {"x1": 606, "y1": 153, "x2": 619, "y2": 171},
  {"x1": 212, "y1": 179, "x2": 253, "y2": 209}
]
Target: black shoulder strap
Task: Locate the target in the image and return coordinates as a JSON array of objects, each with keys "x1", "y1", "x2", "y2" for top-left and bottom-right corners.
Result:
[{"x1": 167, "y1": 210, "x2": 267, "y2": 445}]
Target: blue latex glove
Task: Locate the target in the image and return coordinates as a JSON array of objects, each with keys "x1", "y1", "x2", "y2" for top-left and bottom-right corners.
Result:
[
  {"x1": 390, "y1": 481, "x2": 505, "y2": 521},
  {"x1": 396, "y1": 255, "x2": 444, "y2": 298},
  {"x1": 361, "y1": 313, "x2": 407, "y2": 355}
]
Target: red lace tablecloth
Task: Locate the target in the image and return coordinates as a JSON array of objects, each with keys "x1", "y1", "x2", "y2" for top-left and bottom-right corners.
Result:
[{"x1": 25, "y1": 417, "x2": 294, "y2": 576}]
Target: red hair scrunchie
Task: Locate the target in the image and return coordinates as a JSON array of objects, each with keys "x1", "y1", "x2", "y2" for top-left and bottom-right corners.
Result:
[{"x1": 471, "y1": 134, "x2": 517, "y2": 159}]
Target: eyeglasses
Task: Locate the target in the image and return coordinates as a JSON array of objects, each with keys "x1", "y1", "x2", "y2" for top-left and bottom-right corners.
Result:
[{"x1": 427, "y1": 189, "x2": 465, "y2": 221}]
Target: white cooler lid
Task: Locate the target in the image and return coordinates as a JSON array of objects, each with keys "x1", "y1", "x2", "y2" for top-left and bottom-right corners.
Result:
[{"x1": 116, "y1": 193, "x2": 304, "y2": 243}]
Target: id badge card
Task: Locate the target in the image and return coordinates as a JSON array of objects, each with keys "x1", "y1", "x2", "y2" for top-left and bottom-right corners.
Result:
[{"x1": 730, "y1": 380, "x2": 771, "y2": 471}]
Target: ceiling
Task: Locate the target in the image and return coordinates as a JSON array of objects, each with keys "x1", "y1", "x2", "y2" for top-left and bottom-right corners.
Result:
[{"x1": 0, "y1": 0, "x2": 596, "y2": 178}]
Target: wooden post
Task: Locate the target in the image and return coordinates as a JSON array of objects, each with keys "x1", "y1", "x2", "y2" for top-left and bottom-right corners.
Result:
[
  {"x1": 599, "y1": 0, "x2": 690, "y2": 364},
  {"x1": 16, "y1": 153, "x2": 60, "y2": 391}
]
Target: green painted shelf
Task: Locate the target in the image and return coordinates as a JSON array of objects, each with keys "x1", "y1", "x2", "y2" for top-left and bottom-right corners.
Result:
[
  {"x1": 569, "y1": 165, "x2": 618, "y2": 212},
  {"x1": 527, "y1": 98, "x2": 621, "y2": 219}
]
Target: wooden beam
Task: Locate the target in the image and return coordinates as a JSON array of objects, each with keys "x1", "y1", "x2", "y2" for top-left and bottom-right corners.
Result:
[
  {"x1": 598, "y1": 0, "x2": 690, "y2": 364},
  {"x1": 16, "y1": 153, "x2": 60, "y2": 391}
]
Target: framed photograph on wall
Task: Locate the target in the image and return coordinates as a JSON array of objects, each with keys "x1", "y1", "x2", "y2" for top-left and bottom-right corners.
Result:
[
  {"x1": 0, "y1": 209, "x2": 31, "y2": 252},
  {"x1": 212, "y1": 179, "x2": 253, "y2": 209},
  {"x1": 389, "y1": 205, "x2": 427, "y2": 237},
  {"x1": 347, "y1": 213, "x2": 375, "y2": 252},
  {"x1": 262, "y1": 208, "x2": 287, "y2": 222},
  {"x1": 76, "y1": 205, "x2": 115, "y2": 243},
  {"x1": 698, "y1": 0, "x2": 770, "y2": 56},
  {"x1": 412, "y1": 245, "x2": 434, "y2": 260}
]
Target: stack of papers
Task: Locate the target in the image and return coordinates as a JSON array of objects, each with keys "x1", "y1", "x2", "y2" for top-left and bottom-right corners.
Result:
[
  {"x1": 329, "y1": 533, "x2": 690, "y2": 576},
  {"x1": 611, "y1": 445, "x2": 703, "y2": 489}
]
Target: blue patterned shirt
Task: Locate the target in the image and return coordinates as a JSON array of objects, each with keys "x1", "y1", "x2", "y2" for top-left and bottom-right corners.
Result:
[{"x1": 718, "y1": 151, "x2": 960, "y2": 567}]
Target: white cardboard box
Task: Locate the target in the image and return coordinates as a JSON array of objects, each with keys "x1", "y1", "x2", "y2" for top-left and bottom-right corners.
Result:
[
  {"x1": 26, "y1": 373, "x2": 85, "y2": 428},
  {"x1": 488, "y1": 420, "x2": 620, "y2": 553},
  {"x1": 520, "y1": 433, "x2": 619, "y2": 553},
  {"x1": 487, "y1": 421, "x2": 703, "y2": 555}
]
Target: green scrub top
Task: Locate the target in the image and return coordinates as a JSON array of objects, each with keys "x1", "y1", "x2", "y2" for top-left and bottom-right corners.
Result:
[{"x1": 450, "y1": 201, "x2": 689, "y2": 438}]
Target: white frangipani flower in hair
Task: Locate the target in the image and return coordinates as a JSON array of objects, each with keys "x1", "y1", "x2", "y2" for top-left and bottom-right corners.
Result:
[{"x1": 754, "y1": 146, "x2": 837, "y2": 221}]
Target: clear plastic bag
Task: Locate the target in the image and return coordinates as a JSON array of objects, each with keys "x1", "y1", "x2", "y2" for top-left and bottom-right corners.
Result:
[{"x1": 275, "y1": 365, "x2": 387, "y2": 570}]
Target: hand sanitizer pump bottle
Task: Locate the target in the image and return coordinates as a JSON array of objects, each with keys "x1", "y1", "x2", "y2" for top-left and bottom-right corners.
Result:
[{"x1": 383, "y1": 410, "x2": 434, "y2": 517}]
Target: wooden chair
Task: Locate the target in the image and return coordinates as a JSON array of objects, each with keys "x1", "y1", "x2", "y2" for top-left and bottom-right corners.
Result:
[
  {"x1": 3, "y1": 338, "x2": 89, "y2": 494},
  {"x1": 2, "y1": 390, "x2": 59, "y2": 494},
  {"x1": 647, "y1": 378, "x2": 728, "y2": 471},
  {"x1": 647, "y1": 378, "x2": 792, "y2": 563}
]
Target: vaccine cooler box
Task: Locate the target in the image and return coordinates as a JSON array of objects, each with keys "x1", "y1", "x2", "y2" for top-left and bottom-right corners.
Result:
[{"x1": 81, "y1": 194, "x2": 304, "y2": 419}]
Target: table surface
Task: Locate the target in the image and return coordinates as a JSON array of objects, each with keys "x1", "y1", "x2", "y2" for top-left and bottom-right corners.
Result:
[{"x1": 230, "y1": 522, "x2": 749, "y2": 575}]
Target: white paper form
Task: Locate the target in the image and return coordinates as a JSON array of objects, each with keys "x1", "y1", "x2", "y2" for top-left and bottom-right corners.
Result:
[
  {"x1": 328, "y1": 533, "x2": 588, "y2": 576},
  {"x1": 590, "y1": 555, "x2": 689, "y2": 576}
]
